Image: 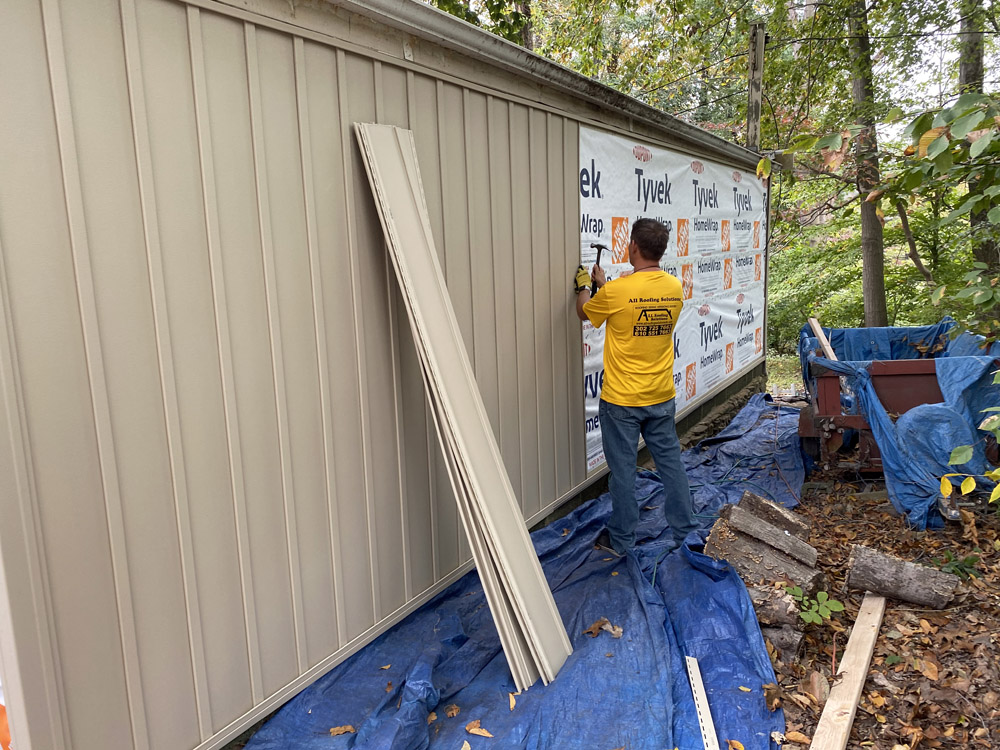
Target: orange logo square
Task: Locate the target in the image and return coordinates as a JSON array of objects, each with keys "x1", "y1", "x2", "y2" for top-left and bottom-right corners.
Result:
[
  {"x1": 752, "y1": 221, "x2": 761, "y2": 249},
  {"x1": 721, "y1": 220, "x2": 731, "y2": 252},
  {"x1": 685, "y1": 362, "x2": 697, "y2": 399},
  {"x1": 681, "y1": 264, "x2": 694, "y2": 300},
  {"x1": 611, "y1": 217, "x2": 631, "y2": 264},
  {"x1": 725, "y1": 342, "x2": 735, "y2": 373},
  {"x1": 754, "y1": 253, "x2": 762, "y2": 281},
  {"x1": 676, "y1": 218, "x2": 690, "y2": 257},
  {"x1": 724, "y1": 258, "x2": 733, "y2": 290},
  {"x1": 754, "y1": 327, "x2": 762, "y2": 354}
]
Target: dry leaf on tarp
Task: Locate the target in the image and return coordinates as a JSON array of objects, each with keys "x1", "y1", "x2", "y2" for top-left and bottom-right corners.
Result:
[
  {"x1": 329, "y1": 725, "x2": 356, "y2": 736},
  {"x1": 726, "y1": 740, "x2": 745, "y2": 750},
  {"x1": 445, "y1": 704, "x2": 460, "y2": 718},
  {"x1": 427, "y1": 712, "x2": 437, "y2": 725},
  {"x1": 784, "y1": 730, "x2": 811, "y2": 744},
  {"x1": 465, "y1": 719, "x2": 494, "y2": 737},
  {"x1": 385, "y1": 682, "x2": 393, "y2": 693},
  {"x1": 738, "y1": 686, "x2": 751, "y2": 692},
  {"x1": 379, "y1": 664, "x2": 391, "y2": 670},
  {"x1": 461, "y1": 742, "x2": 471, "y2": 750},
  {"x1": 584, "y1": 618, "x2": 611, "y2": 637},
  {"x1": 509, "y1": 693, "x2": 516, "y2": 711},
  {"x1": 561, "y1": 528, "x2": 569, "y2": 536}
]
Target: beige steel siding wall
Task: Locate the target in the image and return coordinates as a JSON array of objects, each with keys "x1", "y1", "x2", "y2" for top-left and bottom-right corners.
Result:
[{"x1": 0, "y1": 1, "x2": 586, "y2": 748}]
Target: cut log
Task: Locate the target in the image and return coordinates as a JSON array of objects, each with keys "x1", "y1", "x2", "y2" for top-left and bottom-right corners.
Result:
[
  {"x1": 720, "y1": 504, "x2": 818, "y2": 567},
  {"x1": 846, "y1": 545, "x2": 959, "y2": 609},
  {"x1": 706, "y1": 519, "x2": 824, "y2": 595},
  {"x1": 737, "y1": 490, "x2": 811, "y2": 540},
  {"x1": 761, "y1": 625, "x2": 804, "y2": 658},
  {"x1": 747, "y1": 585, "x2": 803, "y2": 630}
]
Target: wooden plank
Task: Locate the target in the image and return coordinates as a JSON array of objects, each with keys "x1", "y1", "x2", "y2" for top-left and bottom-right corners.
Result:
[
  {"x1": 354, "y1": 123, "x2": 571, "y2": 685},
  {"x1": 811, "y1": 592, "x2": 886, "y2": 750},
  {"x1": 808, "y1": 317, "x2": 837, "y2": 360},
  {"x1": 719, "y1": 505, "x2": 818, "y2": 567}
]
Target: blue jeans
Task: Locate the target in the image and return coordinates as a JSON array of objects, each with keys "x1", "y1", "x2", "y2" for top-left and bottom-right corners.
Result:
[{"x1": 599, "y1": 398, "x2": 696, "y2": 554}]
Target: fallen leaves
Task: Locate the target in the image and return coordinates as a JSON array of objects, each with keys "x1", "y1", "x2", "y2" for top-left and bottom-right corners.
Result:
[
  {"x1": 762, "y1": 682, "x2": 782, "y2": 711},
  {"x1": 725, "y1": 740, "x2": 744, "y2": 750},
  {"x1": 509, "y1": 692, "x2": 516, "y2": 711},
  {"x1": 329, "y1": 725, "x2": 356, "y2": 736},
  {"x1": 461, "y1": 742, "x2": 471, "y2": 750},
  {"x1": 583, "y1": 617, "x2": 624, "y2": 639},
  {"x1": 385, "y1": 681, "x2": 392, "y2": 693},
  {"x1": 445, "y1": 704, "x2": 460, "y2": 718},
  {"x1": 784, "y1": 730, "x2": 811, "y2": 745},
  {"x1": 465, "y1": 719, "x2": 493, "y2": 737},
  {"x1": 427, "y1": 712, "x2": 437, "y2": 724},
  {"x1": 379, "y1": 664, "x2": 391, "y2": 670},
  {"x1": 738, "y1": 685, "x2": 751, "y2": 692}
]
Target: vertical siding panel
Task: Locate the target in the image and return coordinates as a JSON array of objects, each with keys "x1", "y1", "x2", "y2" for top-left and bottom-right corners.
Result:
[
  {"x1": 464, "y1": 92, "x2": 499, "y2": 435},
  {"x1": 509, "y1": 104, "x2": 540, "y2": 517},
  {"x1": 401, "y1": 71, "x2": 440, "y2": 595},
  {"x1": 118, "y1": 0, "x2": 216, "y2": 736},
  {"x1": 306, "y1": 42, "x2": 370, "y2": 642},
  {"x1": 293, "y1": 36, "x2": 342, "y2": 665},
  {"x1": 60, "y1": 0, "x2": 202, "y2": 746},
  {"x1": 336, "y1": 50, "x2": 384, "y2": 627},
  {"x1": 375, "y1": 62, "x2": 414, "y2": 601},
  {"x1": 344, "y1": 53, "x2": 406, "y2": 617},
  {"x1": 129, "y1": 0, "x2": 253, "y2": 727},
  {"x1": 432, "y1": 81, "x2": 468, "y2": 575},
  {"x1": 487, "y1": 98, "x2": 523, "y2": 504},
  {"x1": 42, "y1": 0, "x2": 143, "y2": 749},
  {"x1": 529, "y1": 108, "x2": 556, "y2": 509},
  {"x1": 0, "y1": 3, "x2": 97, "y2": 748},
  {"x1": 546, "y1": 114, "x2": 572, "y2": 494},
  {"x1": 564, "y1": 120, "x2": 586, "y2": 484},
  {"x1": 245, "y1": 24, "x2": 308, "y2": 690}
]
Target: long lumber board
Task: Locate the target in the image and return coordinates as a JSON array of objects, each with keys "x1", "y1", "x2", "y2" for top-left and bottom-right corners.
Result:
[
  {"x1": 355, "y1": 123, "x2": 571, "y2": 685},
  {"x1": 810, "y1": 592, "x2": 886, "y2": 750}
]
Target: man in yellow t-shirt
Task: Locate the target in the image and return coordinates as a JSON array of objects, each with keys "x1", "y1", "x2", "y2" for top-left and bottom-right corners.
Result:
[{"x1": 574, "y1": 218, "x2": 695, "y2": 556}]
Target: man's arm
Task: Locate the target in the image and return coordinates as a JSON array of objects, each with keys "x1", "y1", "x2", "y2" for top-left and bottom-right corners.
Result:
[{"x1": 574, "y1": 263, "x2": 606, "y2": 321}]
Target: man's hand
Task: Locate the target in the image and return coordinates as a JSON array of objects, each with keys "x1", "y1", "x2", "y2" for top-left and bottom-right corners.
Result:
[
  {"x1": 573, "y1": 265, "x2": 591, "y2": 293},
  {"x1": 591, "y1": 264, "x2": 607, "y2": 289}
]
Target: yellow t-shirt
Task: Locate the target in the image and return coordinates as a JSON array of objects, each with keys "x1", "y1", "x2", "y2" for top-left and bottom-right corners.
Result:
[{"x1": 582, "y1": 270, "x2": 683, "y2": 407}]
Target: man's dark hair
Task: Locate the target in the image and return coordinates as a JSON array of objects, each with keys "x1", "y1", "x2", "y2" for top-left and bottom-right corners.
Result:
[{"x1": 631, "y1": 219, "x2": 671, "y2": 262}]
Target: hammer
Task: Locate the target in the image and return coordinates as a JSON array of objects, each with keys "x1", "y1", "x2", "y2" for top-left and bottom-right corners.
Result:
[{"x1": 590, "y1": 243, "x2": 607, "y2": 297}]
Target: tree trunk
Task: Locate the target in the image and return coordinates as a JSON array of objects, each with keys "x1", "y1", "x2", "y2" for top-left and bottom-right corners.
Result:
[
  {"x1": 515, "y1": 2, "x2": 534, "y2": 50},
  {"x1": 849, "y1": 0, "x2": 888, "y2": 326},
  {"x1": 959, "y1": 0, "x2": 999, "y2": 271}
]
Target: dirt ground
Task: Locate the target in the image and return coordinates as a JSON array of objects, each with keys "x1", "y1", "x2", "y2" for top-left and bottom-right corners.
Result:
[{"x1": 772, "y1": 475, "x2": 1000, "y2": 748}]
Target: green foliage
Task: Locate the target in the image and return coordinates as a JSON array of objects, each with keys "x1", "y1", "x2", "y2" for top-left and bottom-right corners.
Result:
[
  {"x1": 784, "y1": 586, "x2": 845, "y2": 625},
  {"x1": 429, "y1": 0, "x2": 531, "y2": 44},
  {"x1": 930, "y1": 549, "x2": 980, "y2": 579}
]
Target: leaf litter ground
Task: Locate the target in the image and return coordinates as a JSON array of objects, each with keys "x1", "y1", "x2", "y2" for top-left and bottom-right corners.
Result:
[{"x1": 774, "y1": 474, "x2": 1000, "y2": 748}]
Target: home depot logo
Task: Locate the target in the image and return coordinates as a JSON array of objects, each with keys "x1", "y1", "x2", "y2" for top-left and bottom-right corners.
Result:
[
  {"x1": 721, "y1": 220, "x2": 731, "y2": 252},
  {"x1": 755, "y1": 327, "x2": 762, "y2": 354},
  {"x1": 725, "y1": 343, "x2": 735, "y2": 373},
  {"x1": 676, "y1": 218, "x2": 690, "y2": 257},
  {"x1": 724, "y1": 259, "x2": 733, "y2": 289},
  {"x1": 753, "y1": 221, "x2": 761, "y2": 249},
  {"x1": 611, "y1": 217, "x2": 630, "y2": 263},
  {"x1": 685, "y1": 362, "x2": 697, "y2": 399},
  {"x1": 754, "y1": 253, "x2": 762, "y2": 281},
  {"x1": 633, "y1": 145, "x2": 652, "y2": 162},
  {"x1": 681, "y1": 264, "x2": 694, "y2": 300}
]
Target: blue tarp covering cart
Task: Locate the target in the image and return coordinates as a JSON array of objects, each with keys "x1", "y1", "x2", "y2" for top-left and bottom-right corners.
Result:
[
  {"x1": 246, "y1": 395, "x2": 802, "y2": 750},
  {"x1": 798, "y1": 318, "x2": 1000, "y2": 529}
]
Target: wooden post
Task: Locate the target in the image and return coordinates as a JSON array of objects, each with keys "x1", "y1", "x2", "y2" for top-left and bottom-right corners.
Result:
[
  {"x1": 746, "y1": 22, "x2": 766, "y2": 152},
  {"x1": 808, "y1": 317, "x2": 837, "y2": 360}
]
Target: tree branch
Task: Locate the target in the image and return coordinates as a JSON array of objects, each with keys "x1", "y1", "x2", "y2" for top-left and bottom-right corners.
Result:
[{"x1": 894, "y1": 201, "x2": 935, "y2": 284}]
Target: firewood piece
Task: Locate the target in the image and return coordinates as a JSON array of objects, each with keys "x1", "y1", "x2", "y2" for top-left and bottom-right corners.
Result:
[
  {"x1": 846, "y1": 545, "x2": 959, "y2": 609},
  {"x1": 737, "y1": 490, "x2": 811, "y2": 540},
  {"x1": 748, "y1": 586, "x2": 803, "y2": 630},
  {"x1": 762, "y1": 625, "x2": 804, "y2": 659},
  {"x1": 761, "y1": 625, "x2": 804, "y2": 659},
  {"x1": 706, "y1": 519, "x2": 824, "y2": 595},
  {"x1": 720, "y1": 504, "x2": 818, "y2": 567}
]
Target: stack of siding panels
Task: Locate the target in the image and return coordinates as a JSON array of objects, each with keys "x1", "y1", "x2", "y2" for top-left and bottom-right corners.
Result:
[{"x1": 354, "y1": 123, "x2": 572, "y2": 689}]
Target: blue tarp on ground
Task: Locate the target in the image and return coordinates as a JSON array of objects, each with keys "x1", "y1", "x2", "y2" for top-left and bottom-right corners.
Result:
[
  {"x1": 245, "y1": 395, "x2": 801, "y2": 750},
  {"x1": 798, "y1": 320, "x2": 1000, "y2": 529}
]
